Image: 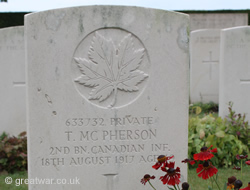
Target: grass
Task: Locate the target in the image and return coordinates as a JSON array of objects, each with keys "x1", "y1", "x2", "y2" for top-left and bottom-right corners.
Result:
[
  {"x1": 188, "y1": 166, "x2": 250, "y2": 190},
  {"x1": 0, "y1": 171, "x2": 28, "y2": 190}
]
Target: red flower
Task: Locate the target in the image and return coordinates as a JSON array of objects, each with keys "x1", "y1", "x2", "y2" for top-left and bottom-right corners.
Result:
[
  {"x1": 236, "y1": 154, "x2": 248, "y2": 160},
  {"x1": 140, "y1": 174, "x2": 155, "y2": 185},
  {"x1": 160, "y1": 161, "x2": 181, "y2": 186},
  {"x1": 246, "y1": 160, "x2": 250, "y2": 165},
  {"x1": 227, "y1": 176, "x2": 236, "y2": 189},
  {"x1": 193, "y1": 145, "x2": 217, "y2": 161},
  {"x1": 227, "y1": 176, "x2": 236, "y2": 184},
  {"x1": 196, "y1": 161, "x2": 218, "y2": 180},
  {"x1": 182, "y1": 158, "x2": 195, "y2": 165},
  {"x1": 240, "y1": 182, "x2": 250, "y2": 190},
  {"x1": 152, "y1": 155, "x2": 174, "y2": 170},
  {"x1": 232, "y1": 166, "x2": 241, "y2": 171}
]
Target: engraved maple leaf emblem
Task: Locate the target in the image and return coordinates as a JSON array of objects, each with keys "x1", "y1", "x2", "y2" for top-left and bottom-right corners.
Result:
[{"x1": 74, "y1": 31, "x2": 148, "y2": 107}]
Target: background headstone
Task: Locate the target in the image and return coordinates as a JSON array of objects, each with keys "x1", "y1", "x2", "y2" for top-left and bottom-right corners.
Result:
[
  {"x1": 219, "y1": 26, "x2": 250, "y2": 121},
  {"x1": 189, "y1": 13, "x2": 248, "y2": 31},
  {"x1": 0, "y1": 26, "x2": 26, "y2": 136},
  {"x1": 26, "y1": 6, "x2": 189, "y2": 189},
  {"x1": 190, "y1": 29, "x2": 221, "y2": 103}
]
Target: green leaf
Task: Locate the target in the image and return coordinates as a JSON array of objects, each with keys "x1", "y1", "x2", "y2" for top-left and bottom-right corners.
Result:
[
  {"x1": 223, "y1": 182, "x2": 227, "y2": 190},
  {"x1": 205, "y1": 135, "x2": 215, "y2": 146},
  {"x1": 215, "y1": 131, "x2": 225, "y2": 138},
  {"x1": 0, "y1": 158, "x2": 7, "y2": 164},
  {"x1": 195, "y1": 106, "x2": 202, "y2": 115},
  {"x1": 194, "y1": 138, "x2": 201, "y2": 146}
]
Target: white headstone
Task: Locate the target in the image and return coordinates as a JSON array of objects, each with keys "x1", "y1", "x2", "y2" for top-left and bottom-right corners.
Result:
[
  {"x1": 0, "y1": 26, "x2": 26, "y2": 136},
  {"x1": 26, "y1": 6, "x2": 189, "y2": 189},
  {"x1": 189, "y1": 13, "x2": 248, "y2": 31},
  {"x1": 190, "y1": 29, "x2": 220, "y2": 103},
  {"x1": 219, "y1": 26, "x2": 250, "y2": 121}
]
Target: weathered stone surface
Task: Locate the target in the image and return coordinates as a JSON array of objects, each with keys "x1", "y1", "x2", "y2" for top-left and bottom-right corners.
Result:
[
  {"x1": 189, "y1": 13, "x2": 248, "y2": 31},
  {"x1": 0, "y1": 26, "x2": 26, "y2": 136},
  {"x1": 219, "y1": 26, "x2": 250, "y2": 121},
  {"x1": 190, "y1": 29, "x2": 220, "y2": 103},
  {"x1": 26, "y1": 6, "x2": 189, "y2": 189}
]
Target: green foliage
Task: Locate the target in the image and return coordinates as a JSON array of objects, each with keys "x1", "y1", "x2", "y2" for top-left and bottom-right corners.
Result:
[
  {"x1": 0, "y1": 132, "x2": 8, "y2": 141},
  {"x1": 189, "y1": 102, "x2": 218, "y2": 115},
  {"x1": 188, "y1": 103, "x2": 249, "y2": 168},
  {"x1": 225, "y1": 102, "x2": 249, "y2": 148},
  {"x1": 223, "y1": 183, "x2": 227, "y2": 190},
  {"x1": 0, "y1": 132, "x2": 27, "y2": 174},
  {"x1": 0, "y1": 13, "x2": 29, "y2": 29}
]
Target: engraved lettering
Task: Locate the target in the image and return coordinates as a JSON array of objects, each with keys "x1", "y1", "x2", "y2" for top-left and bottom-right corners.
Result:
[
  {"x1": 65, "y1": 118, "x2": 105, "y2": 127},
  {"x1": 44, "y1": 115, "x2": 161, "y2": 166},
  {"x1": 69, "y1": 156, "x2": 111, "y2": 165},
  {"x1": 41, "y1": 158, "x2": 65, "y2": 166},
  {"x1": 115, "y1": 155, "x2": 134, "y2": 164},
  {"x1": 92, "y1": 118, "x2": 98, "y2": 126},
  {"x1": 110, "y1": 116, "x2": 154, "y2": 126},
  {"x1": 133, "y1": 118, "x2": 140, "y2": 124},
  {"x1": 78, "y1": 118, "x2": 84, "y2": 126},
  {"x1": 102, "y1": 129, "x2": 156, "y2": 140},
  {"x1": 65, "y1": 131, "x2": 73, "y2": 141},
  {"x1": 66, "y1": 116, "x2": 154, "y2": 127},
  {"x1": 72, "y1": 118, "x2": 78, "y2": 126},
  {"x1": 74, "y1": 146, "x2": 88, "y2": 154},
  {"x1": 139, "y1": 155, "x2": 158, "y2": 163},
  {"x1": 151, "y1": 144, "x2": 169, "y2": 152},
  {"x1": 80, "y1": 131, "x2": 98, "y2": 141},
  {"x1": 127, "y1": 130, "x2": 133, "y2": 140},
  {"x1": 90, "y1": 144, "x2": 144, "y2": 154},
  {"x1": 99, "y1": 118, "x2": 105, "y2": 126},
  {"x1": 49, "y1": 146, "x2": 70, "y2": 155}
]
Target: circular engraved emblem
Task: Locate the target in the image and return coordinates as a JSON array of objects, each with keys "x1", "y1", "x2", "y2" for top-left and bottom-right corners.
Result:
[{"x1": 72, "y1": 28, "x2": 150, "y2": 108}]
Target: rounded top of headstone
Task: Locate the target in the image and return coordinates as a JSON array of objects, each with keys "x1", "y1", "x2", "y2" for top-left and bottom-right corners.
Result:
[
  {"x1": 191, "y1": 29, "x2": 221, "y2": 34},
  {"x1": 222, "y1": 25, "x2": 250, "y2": 32},
  {"x1": 25, "y1": 5, "x2": 189, "y2": 19},
  {"x1": 0, "y1": 26, "x2": 24, "y2": 32}
]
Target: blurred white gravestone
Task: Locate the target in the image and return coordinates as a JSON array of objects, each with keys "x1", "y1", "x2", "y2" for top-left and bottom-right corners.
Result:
[
  {"x1": 0, "y1": 26, "x2": 26, "y2": 136},
  {"x1": 189, "y1": 13, "x2": 248, "y2": 31},
  {"x1": 190, "y1": 29, "x2": 220, "y2": 103},
  {"x1": 219, "y1": 26, "x2": 250, "y2": 121},
  {"x1": 26, "y1": 6, "x2": 189, "y2": 189}
]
